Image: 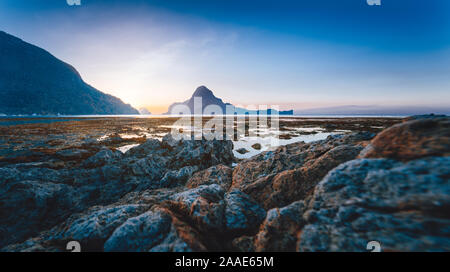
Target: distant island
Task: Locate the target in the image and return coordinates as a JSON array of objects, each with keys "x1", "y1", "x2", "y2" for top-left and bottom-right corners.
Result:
[
  {"x1": 165, "y1": 86, "x2": 293, "y2": 115},
  {"x1": 0, "y1": 31, "x2": 139, "y2": 115},
  {"x1": 138, "y1": 108, "x2": 152, "y2": 115}
]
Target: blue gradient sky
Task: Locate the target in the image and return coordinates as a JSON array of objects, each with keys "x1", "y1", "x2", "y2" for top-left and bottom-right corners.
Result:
[{"x1": 1, "y1": 0, "x2": 449, "y2": 113}]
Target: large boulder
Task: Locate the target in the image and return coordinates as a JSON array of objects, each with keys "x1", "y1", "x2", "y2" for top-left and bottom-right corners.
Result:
[
  {"x1": 298, "y1": 157, "x2": 450, "y2": 252},
  {"x1": 166, "y1": 185, "x2": 266, "y2": 236},
  {"x1": 360, "y1": 116, "x2": 449, "y2": 161},
  {"x1": 251, "y1": 156, "x2": 450, "y2": 252},
  {"x1": 162, "y1": 134, "x2": 234, "y2": 169}
]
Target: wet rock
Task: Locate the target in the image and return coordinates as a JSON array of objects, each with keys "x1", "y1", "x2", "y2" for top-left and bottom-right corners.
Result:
[
  {"x1": 236, "y1": 148, "x2": 249, "y2": 154},
  {"x1": 104, "y1": 207, "x2": 207, "y2": 252},
  {"x1": 360, "y1": 116, "x2": 450, "y2": 161},
  {"x1": 251, "y1": 143, "x2": 262, "y2": 150},
  {"x1": 186, "y1": 165, "x2": 233, "y2": 190},
  {"x1": 298, "y1": 157, "x2": 450, "y2": 252}
]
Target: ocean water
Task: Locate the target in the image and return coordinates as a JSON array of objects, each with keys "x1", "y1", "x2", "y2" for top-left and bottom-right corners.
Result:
[{"x1": 0, "y1": 115, "x2": 396, "y2": 160}]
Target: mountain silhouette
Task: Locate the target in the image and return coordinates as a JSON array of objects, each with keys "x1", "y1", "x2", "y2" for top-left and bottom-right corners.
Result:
[
  {"x1": 166, "y1": 86, "x2": 231, "y2": 114},
  {"x1": 0, "y1": 31, "x2": 139, "y2": 115},
  {"x1": 166, "y1": 85, "x2": 293, "y2": 115}
]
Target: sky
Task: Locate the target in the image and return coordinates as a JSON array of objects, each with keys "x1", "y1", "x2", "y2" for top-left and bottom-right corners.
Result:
[{"x1": 0, "y1": 0, "x2": 449, "y2": 114}]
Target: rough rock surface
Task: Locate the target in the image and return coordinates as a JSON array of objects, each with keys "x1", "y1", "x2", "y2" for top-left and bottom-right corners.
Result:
[
  {"x1": 167, "y1": 185, "x2": 266, "y2": 235},
  {"x1": 186, "y1": 165, "x2": 233, "y2": 190},
  {"x1": 225, "y1": 189, "x2": 266, "y2": 233},
  {"x1": 359, "y1": 116, "x2": 449, "y2": 161},
  {"x1": 231, "y1": 133, "x2": 373, "y2": 209},
  {"x1": 2, "y1": 115, "x2": 449, "y2": 252},
  {"x1": 0, "y1": 180, "x2": 75, "y2": 248},
  {"x1": 298, "y1": 157, "x2": 450, "y2": 252},
  {"x1": 104, "y1": 207, "x2": 208, "y2": 252},
  {"x1": 254, "y1": 201, "x2": 305, "y2": 252},
  {"x1": 248, "y1": 115, "x2": 449, "y2": 252},
  {"x1": 0, "y1": 134, "x2": 234, "y2": 249}
]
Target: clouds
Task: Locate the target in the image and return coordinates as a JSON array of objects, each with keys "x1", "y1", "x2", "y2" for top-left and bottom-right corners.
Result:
[{"x1": 0, "y1": 0, "x2": 449, "y2": 113}]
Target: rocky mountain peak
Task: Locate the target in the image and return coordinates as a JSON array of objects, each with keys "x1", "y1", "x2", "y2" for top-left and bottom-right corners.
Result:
[{"x1": 192, "y1": 86, "x2": 215, "y2": 98}]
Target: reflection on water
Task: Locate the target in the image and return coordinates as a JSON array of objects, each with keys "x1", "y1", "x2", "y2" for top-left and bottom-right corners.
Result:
[
  {"x1": 117, "y1": 144, "x2": 140, "y2": 153},
  {"x1": 1, "y1": 116, "x2": 396, "y2": 163},
  {"x1": 232, "y1": 132, "x2": 336, "y2": 159},
  {"x1": 113, "y1": 123, "x2": 350, "y2": 160}
]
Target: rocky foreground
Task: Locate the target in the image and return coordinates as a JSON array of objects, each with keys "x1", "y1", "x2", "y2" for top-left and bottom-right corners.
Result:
[{"x1": 0, "y1": 115, "x2": 449, "y2": 251}]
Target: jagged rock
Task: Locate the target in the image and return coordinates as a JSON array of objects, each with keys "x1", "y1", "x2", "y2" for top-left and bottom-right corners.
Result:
[
  {"x1": 254, "y1": 201, "x2": 305, "y2": 252},
  {"x1": 233, "y1": 137, "x2": 366, "y2": 209},
  {"x1": 168, "y1": 136, "x2": 234, "y2": 169},
  {"x1": 360, "y1": 116, "x2": 449, "y2": 161},
  {"x1": 104, "y1": 207, "x2": 207, "y2": 252},
  {"x1": 0, "y1": 133, "x2": 235, "y2": 248},
  {"x1": 298, "y1": 157, "x2": 450, "y2": 252},
  {"x1": 232, "y1": 236, "x2": 255, "y2": 252},
  {"x1": 250, "y1": 156, "x2": 450, "y2": 252},
  {"x1": 186, "y1": 165, "x2": 233, "y2": 190},
  {"x1": 126, "y1": 155, "x2": 167, "y2": 182},
  {"x1": 224, "y1": 189, "x2": 266, "y2": 233},
  {"x1": 50, "y1": 205, "x2": 145, "y2": 250},
  {"x1": 3, "y1": 115, "x2": 448, "y2": 253},
  {"x1": 81, "y1": 148, "x2": 123, "y2": 168},
  {"x1": 0, "y1": 180, "x2": 75, "y2": 248},
  {"x1": 0, "y1": 166, "x2": 64, "y2": 184},
  {"x1": 166, "y1": 185, "x2": 265, "y2": 236},
  {"x1": 232, "y1": 132, "x2": 374, "y2": 192},
  {"x1": 160, "y1": 166, "x2": 199, "y2": 188},
  {"x1": 167, "y1": 185, "x2": 226, "y2": 232},
  {"x1": 3, "y1": 204, "x2": 147, "y2": 252},
  {"x1": 125, "y1": 139, "x2": 162, "y2": 158},
  {"x1": 162, "y1": 134, "x2": 180, "y2": 148}
]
